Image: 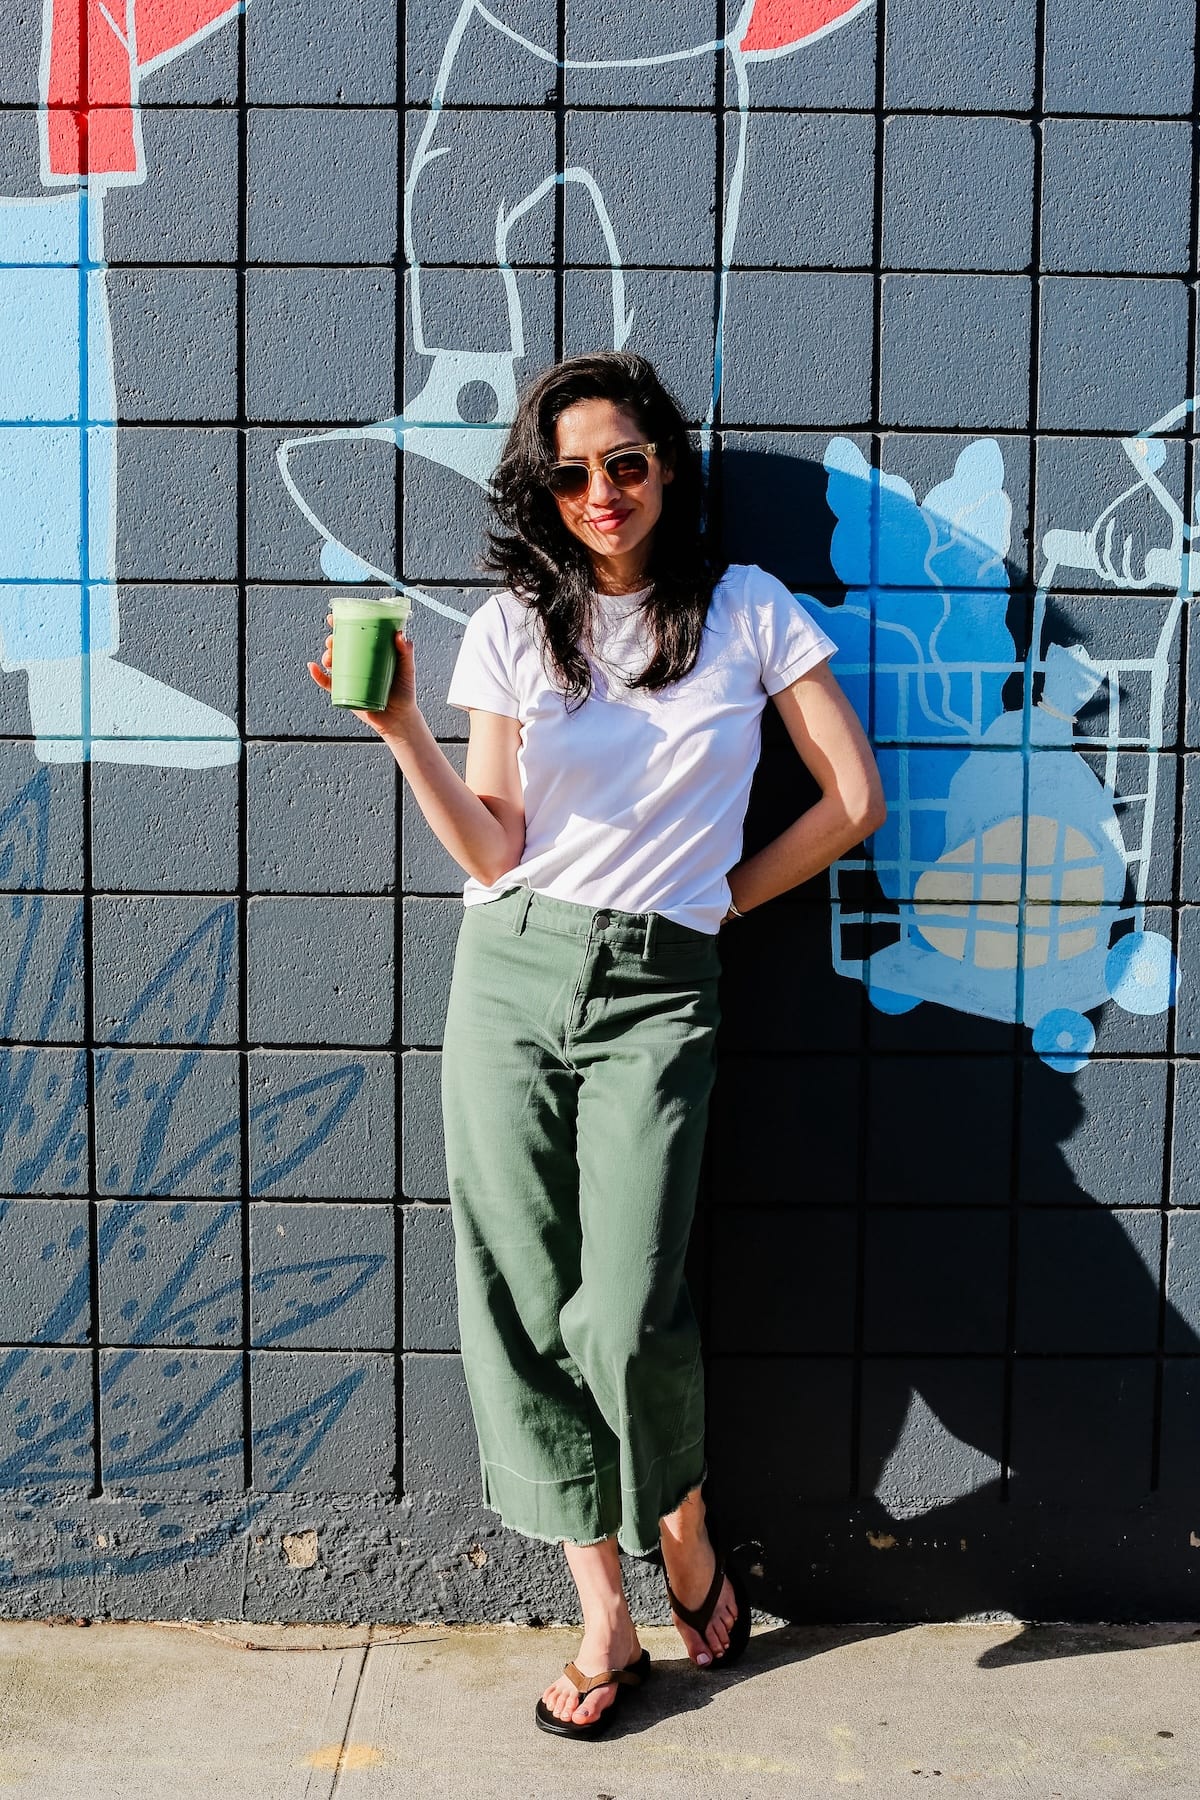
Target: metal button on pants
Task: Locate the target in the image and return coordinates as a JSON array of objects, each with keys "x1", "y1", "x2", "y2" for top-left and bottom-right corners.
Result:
[{"x1": 439, "y1": 884, "x2": 722, "y2": 1555}]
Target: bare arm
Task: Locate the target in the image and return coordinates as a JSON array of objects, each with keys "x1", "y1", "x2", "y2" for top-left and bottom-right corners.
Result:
[
  {"x1": 308, "y1": 620, "x2": 525, "y2": 886},
  {"x1": 726, "y1": 660, "x2": 886, "y2": 916}
]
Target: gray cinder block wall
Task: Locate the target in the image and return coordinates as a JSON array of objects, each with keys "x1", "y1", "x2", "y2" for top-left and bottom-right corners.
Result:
[{"x1": 1, "y1": 0, "x2": 1199, "y2": 1623}]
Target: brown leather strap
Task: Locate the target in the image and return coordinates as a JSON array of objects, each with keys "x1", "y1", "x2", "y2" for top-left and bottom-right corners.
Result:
[
  {"x1": 563, "y1": 1658, "x2": 643, "y2": 1695},
  {"x1": 664, "y1": 1544, "x2": 726, "y2": 1634}
]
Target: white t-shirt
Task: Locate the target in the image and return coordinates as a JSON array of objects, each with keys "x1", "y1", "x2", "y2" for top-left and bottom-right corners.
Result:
[{"x1": 445, "y1": 562, "x2": 837, "y2": 935}]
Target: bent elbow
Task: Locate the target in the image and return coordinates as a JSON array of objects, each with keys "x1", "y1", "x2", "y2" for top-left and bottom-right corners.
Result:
[
  {"x1": 473, "y1": 832, "x2": 526, "y2": 888},
  {"x1": 839, "y1": 780, "x2": 886, "y2": 842},
  {"x1": 862, "y1": 791, "x2": 888, "y2": 835}
]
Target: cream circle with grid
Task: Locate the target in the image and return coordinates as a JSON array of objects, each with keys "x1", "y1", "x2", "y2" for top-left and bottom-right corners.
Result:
[{"x1": 912, "y1": 817, "x2": 1105, "y2": 968}]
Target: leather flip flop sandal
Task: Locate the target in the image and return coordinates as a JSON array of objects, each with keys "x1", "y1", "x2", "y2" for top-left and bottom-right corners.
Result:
[
  {"x1": 534, "y1": 1645, "x2": 651, "y2": 1738},
  {"x1": 661, "y1": 1517, "x2": 752, "y2": 1672}
]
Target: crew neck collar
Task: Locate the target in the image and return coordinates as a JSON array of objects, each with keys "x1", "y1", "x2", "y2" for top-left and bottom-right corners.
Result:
[{"x1": 590, "y1": 582, "x2": 651, "y2": 602}]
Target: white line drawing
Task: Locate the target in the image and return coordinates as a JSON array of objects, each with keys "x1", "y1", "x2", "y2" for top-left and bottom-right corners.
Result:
[{"x1": 278, "y1": 0, "x2": 873, "y2": 622}]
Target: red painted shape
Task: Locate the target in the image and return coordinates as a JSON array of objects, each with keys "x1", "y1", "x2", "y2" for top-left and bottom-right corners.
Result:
[
  {"x1": 135, "y1": 0, "x2": 239, "y2": 67},
  {"x1": 739, "y1": 0, "x2": 863, "y2": 51},
  {"x1": 46, "y1": 0, "x2": 237, "y2": 177}
]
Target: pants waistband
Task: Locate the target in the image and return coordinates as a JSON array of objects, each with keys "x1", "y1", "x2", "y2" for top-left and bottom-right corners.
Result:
[{"x1": 480, "y1": 885, "x2": 713, "y2": 957}]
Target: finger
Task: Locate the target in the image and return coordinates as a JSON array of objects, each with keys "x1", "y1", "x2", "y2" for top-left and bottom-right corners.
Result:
[{"x1": 307, "y1": 660, "x2": 330, "y2": 689}]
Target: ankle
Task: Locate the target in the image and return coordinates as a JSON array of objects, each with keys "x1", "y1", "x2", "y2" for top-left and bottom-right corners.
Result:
[
  {"x1": 660, "y1": 1489, "x2": 707, "y2": 1546},
  {"x1": 579, "y1": 1594, "x2": 633, "y2": 1634},
  {"x1": 561, "y1": 1535, "x2": 630, "y2": 1628}
]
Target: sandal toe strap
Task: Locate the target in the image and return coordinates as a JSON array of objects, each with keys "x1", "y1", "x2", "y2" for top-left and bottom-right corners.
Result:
[
  {"x1": 664, "y1": 1545, "x2": 727, "y2": 1634},
  {"x1": 563, "y1": 1658, "x2": 642, "y2": 1694}
]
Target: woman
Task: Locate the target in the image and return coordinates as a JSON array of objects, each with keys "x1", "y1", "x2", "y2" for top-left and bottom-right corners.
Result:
[{"x1": 308, "y1": 351, "x2": 885, "y2": 1738}]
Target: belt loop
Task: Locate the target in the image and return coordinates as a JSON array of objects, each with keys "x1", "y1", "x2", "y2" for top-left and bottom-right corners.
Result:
[
  {"x1": 641, "y1": 912, "x2": 658, "y2": 961},
  {"x1": 510, "y1": 887, "x2": 534, "y2": 935}
]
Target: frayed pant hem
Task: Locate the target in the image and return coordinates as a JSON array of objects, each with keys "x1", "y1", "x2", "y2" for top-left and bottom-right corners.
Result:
[
  {"x1": 478, "y1": 1497, "x2": 619, "y2": 1551},
  {"x1": 616, "y1": 1459, "x2": 709, "y2": 1558}
]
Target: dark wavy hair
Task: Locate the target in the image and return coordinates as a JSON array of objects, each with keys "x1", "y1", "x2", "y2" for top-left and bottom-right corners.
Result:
[{"x1": 482, "y1": 351, "x2": 726, "y2": 710}]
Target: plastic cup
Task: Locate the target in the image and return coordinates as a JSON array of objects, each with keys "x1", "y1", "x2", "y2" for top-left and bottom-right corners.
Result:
[{"x1": 328, "y1": 594, "x2": 411, "y2": 711}]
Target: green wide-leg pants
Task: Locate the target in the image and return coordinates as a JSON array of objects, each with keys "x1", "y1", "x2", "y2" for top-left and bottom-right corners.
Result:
[{"x1": 440, "y1": 884, "x2": 722, "y2": 1556}]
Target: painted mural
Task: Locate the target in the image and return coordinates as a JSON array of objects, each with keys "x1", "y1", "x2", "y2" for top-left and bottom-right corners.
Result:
[
  {"x1": 11, "y1": 0, "x2": 1177, "y2": 1057},
  {"x1": 282, "y1": 0, "x2": 873, "y2": 609},
  {"x1": 0, "y1": 0, "x2": 241, "y2": 764},
  {"x1": 808, "y1": 408, "x2": 1184, "y2": 1070},
  {"x1": 282, "y1": 0, "x2": 1184, "y2": 1065},
  {"x1": 1, "y1": 0, "x2": 1197, "y2": 1618},
  {"x1": 0, "y1": 769, "x2": 377, "y2": 1553}
]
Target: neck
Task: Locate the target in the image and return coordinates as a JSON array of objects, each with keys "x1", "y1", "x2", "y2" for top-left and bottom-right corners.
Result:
[{"x1": 588, "y1": 550, "x2": 651, "y2": 596}]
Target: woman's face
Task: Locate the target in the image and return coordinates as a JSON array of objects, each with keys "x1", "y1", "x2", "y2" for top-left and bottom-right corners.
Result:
[{"x1": 548, "y1": 398, "x2": 673, "y2": 578}]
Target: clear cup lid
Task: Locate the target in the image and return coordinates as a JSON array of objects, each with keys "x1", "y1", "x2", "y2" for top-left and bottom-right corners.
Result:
[{"x1": 329, "y1": 593, "x2": 410, "y2": 622}]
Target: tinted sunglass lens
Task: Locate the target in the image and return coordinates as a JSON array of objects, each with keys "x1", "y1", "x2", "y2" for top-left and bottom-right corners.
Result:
[
  {"x1": 548, "y1": 464, "x2": 589, "y2": 497},
  {"x1": 607, "y1": 452, "x2": 650, "y2": 487}
]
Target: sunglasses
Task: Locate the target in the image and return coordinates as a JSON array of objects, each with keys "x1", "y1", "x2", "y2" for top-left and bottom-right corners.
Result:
[{"x1": 544, "y1": 442, "x2": 659, "y2": 500}]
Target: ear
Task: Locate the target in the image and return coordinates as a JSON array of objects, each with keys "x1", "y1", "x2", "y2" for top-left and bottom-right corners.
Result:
[{"x1": 660, "y1": 454, "x2": 676, "y2": 486}]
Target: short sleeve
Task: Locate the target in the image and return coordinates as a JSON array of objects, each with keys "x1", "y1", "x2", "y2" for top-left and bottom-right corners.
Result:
[
  {"x1": 742, "y1": 564, "x2": 837, "y2": 696},
  {"x1": 446, "y1": 596, "x2": 520, "y2": 718}
]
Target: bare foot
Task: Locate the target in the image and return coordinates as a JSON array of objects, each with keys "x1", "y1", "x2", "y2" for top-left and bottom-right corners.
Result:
[
  {"x1": 539, "y1": 1615, "x2": 643, "y2": 1727},
  {"x1": 659, "y1": 1489, "x2": 739, "y2": 1668}
]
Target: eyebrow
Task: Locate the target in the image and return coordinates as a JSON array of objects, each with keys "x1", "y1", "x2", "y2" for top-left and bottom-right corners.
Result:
[{"x1": 554, "y1": 439, "x2": 644, "y2": 460}]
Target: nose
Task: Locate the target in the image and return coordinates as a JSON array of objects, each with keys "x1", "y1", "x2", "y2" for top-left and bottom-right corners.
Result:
[{"x1": 587, "y1": 465, "x2": 622, "y2": 503}]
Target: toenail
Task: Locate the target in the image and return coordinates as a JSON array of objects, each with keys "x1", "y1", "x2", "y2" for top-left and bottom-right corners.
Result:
[{"x1": 697, "y1": 1651, "x2": 711, "y2": 1666}]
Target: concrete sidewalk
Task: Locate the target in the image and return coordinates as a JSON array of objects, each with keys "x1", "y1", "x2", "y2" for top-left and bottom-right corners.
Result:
[{"x1": 0, "y1": 1616, "x2": 1195, "y2": 1797}]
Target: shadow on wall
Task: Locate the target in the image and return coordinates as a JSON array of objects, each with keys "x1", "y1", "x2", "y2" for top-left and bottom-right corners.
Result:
[
  {"x1": 0, "y1": 426, "x2": 1196, "y2": 1622},
  {"x1": 704, "y1": 432, "x2": 1197, "y2": 1623}
]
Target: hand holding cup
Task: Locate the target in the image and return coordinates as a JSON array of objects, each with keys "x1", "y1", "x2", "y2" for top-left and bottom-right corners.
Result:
[{"x1": 307, "y1": 594, "x2": 417, "y2": 738}]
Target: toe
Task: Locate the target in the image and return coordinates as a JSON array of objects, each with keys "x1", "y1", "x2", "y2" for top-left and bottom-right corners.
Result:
[
  {"x1": 673, "y1": 1617, "x2": 709, "y2": 1666},
  {"x1": 704, "y1": 1581, "x2": 737, "y2": 1657},
  {"x1": 581, "y1": 1682, "x2": 615, "y2": 1724},
  {"x1": 549, "y1": 1680, "x2": 573, "y2": 1720}
]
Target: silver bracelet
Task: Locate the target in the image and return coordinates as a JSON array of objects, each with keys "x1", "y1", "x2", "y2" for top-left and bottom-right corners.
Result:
[{"x1": 726, "y1": 898, "x2": 744, "y2": 919}]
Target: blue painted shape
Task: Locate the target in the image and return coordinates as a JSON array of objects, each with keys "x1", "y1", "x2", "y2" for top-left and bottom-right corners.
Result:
[
  {"x1": 0, "y1": 195, "x2": 118, "y2": 666},
  {"x1": 0, "y1": 269, "x2": 80, "y2": 421},
  {"x1": 0, "y1": 431, "x2": 80, "y2": 580},
  {"x1": 1032, "y1": 1008, "x2": 1096, "y2": 1074},
  {"x1": 98, "y1": 1201, "x2": 242, "y2": 1347},
  {"x1": 251, "y1": 1254, "x2": 390, "y2": 1347},
  {"x1": 0, "y1": 1349, "x2": 93, "y2": 1488},
  {"x1": 868, "y1": 984, "x2": 923, "y2": 1015},
  {"x1": 109, "y1": 904, "x2": 237, "y2": 1049},
  {"x1": 811, "y1": 440, "x2": 1016, "y2": 860},
  {"x1": 1106, "y1": 930, "x2": 1176, "y2": 1014},
  {"x1": 817, "y1": 417, "x2": 1185, "y2": 1066},
  {"x1": 319, "y1": 539, "x2": 375, "y2": 582},
  {"x1": 100, "y1": 1349, "x2": 244, "y2": 1495}
]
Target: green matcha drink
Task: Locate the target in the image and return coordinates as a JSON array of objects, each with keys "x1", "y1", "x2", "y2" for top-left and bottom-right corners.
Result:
[{"x1": 329, "y1": 594, "x2": 411, "y2": 711}]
